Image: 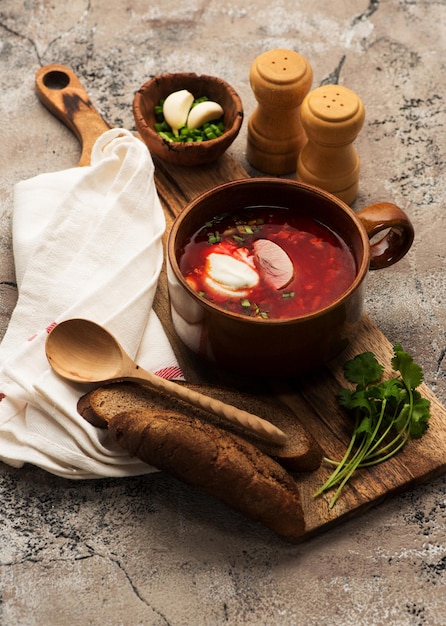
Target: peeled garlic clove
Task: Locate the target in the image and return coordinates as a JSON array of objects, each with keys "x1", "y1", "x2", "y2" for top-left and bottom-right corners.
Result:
[
  {"x1": 187, "y1": 101, "x2": 224, "y2": 130},
  {"x1": 163, "y1": 89, "x2": 194, "y2": 136}
]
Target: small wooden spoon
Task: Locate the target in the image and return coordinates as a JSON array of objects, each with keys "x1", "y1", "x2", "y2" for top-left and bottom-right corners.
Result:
[{"x1": 45, "y1": 318, "x2": 287, "y2": 445}]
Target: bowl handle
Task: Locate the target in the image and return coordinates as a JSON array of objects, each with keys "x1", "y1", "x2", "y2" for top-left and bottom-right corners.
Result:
[{"x1": 356, "y1": 202, "x2": 415, "y2": 270}]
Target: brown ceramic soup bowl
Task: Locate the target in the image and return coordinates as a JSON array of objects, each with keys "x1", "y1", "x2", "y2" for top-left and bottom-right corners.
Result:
[{"x1": 167, "y1": 178, "x2": 414, "y2": 378}]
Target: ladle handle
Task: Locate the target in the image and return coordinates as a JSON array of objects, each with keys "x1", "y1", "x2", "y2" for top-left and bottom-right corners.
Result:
[
  {"x1": 124, "y1": 369, "x2": 287, "y2": 445},
  {"x1": 35, "y1": 64, "x2": 112, "y2": 166}
]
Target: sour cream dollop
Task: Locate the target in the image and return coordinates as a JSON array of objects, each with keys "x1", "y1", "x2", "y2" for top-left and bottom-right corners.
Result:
[{"x1": 204, "y1": 252, "x2": 260, "y2": 297}]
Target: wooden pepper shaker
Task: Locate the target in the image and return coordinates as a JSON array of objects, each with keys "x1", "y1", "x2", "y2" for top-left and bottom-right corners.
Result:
[
  {"x1": 247, "y1": 49, "x2": 313, "y2": 175},
  {"x1": 297, "y1": 84, "x2": 365, "y2": 205}
]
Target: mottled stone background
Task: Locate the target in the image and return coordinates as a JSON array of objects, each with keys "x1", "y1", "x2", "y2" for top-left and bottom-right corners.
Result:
[{"x1": 1, "y1": 1, "x2": 446, "y2": 625}]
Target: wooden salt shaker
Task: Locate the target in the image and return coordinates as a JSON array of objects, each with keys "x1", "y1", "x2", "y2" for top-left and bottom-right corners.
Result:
[
  {"x1": 297, "y1": 84, "x2": 365, "y2": 205},
  {"x1": 247, "y1": 49, "x2": 313, "y2": 175}
]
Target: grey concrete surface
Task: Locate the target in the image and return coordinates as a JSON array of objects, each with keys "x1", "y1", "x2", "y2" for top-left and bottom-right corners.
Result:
[{"x1": 1, "y1": 1, "x2": 446, "y2": 625}]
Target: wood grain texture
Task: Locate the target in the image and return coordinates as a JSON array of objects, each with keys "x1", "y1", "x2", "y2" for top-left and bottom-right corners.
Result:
[
  {"x1": 35, "y1": 64, "x2": 112, "y2": 166},
  {"x1": 152, "y1": 154, "x2": 446, "y2": 542},
  {"x1": 34, "y1": 63, "x2": 446, "y2": 541}
]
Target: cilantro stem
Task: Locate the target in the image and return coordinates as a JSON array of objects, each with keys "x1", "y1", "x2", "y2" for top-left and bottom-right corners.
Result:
[
  {"x1": 363, "y1": 417, "x2": 409, "y2": 462},
  {"x1": 327, "y1": 452, "x2": 364, "y2": 508},
  {"x1": 358, "y1": 433, "x2": 409, "y2": 467},
  {"x1": 313, "y1": 345, "x2": 431, "y2": 508},
  {"x1": 358, "y1": 398, "x2": 392, "y2": 460},
  {"x1": 312, "y1": 428, "x2": 359, "y2": 497},
  {"x1": 317, "y1": 401, "x2": 387, "y2": 506}
]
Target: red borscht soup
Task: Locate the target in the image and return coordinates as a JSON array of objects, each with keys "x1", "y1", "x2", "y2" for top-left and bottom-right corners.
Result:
[{"x1": 179, "y1": 206, "x2": 357, "y2": 319}]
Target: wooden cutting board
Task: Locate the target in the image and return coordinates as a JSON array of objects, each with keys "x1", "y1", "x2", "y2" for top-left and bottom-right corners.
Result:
[
  {"x1": 152, "y1": 153, "x2": 446, "y2": 541},
  {"x1": 35, "y1": 64, "x2": 446, "y2": 541}
]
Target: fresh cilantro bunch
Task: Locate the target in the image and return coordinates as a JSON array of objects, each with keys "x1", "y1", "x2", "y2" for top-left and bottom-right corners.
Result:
[{"x1": 314, "y1": 344, "x2": 431, "y2": 508}]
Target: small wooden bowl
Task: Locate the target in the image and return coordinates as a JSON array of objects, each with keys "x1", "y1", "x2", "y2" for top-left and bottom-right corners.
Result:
[{"x1": 133, "y1": 72, "x2": 244, "y2": 167}]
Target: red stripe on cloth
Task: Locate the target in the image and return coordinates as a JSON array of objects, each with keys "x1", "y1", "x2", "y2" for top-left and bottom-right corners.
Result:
[
  {"x1": 155, "y1": 365, "x2": 184, "y2": 380},
  {"x1": 46, "y1": 321, "x2": 57, "y2": 334}
]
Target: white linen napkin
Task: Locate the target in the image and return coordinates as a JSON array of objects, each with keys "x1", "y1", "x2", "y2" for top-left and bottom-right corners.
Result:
[{"x1": 0, "y1": 128, "x2": 183, "y2": 479}]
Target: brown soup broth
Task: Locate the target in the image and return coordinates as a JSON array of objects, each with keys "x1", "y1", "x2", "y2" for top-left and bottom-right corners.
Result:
[{"x1": 180, "y1": 206, "x2": 357, "y2": 319}]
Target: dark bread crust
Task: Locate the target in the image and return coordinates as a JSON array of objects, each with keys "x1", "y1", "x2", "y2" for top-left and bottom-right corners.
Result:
[
  {"x1": 76, "y1": 392, "x2": 105, "y2": 428},
  {"x1": 77, "y1": 382, "x2": 322, "y2": 471},
  {"x1": 108, "y1": 408, "x2": 306, "y2": 541}
]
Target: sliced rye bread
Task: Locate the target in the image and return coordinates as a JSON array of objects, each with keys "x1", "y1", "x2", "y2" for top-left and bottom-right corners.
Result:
[
  {"x1": 107, "y1": 407, "x2": 306, "y2": 541},
  {"x1": 77, "y1": 381, "x2": 322, "y2": 471}
]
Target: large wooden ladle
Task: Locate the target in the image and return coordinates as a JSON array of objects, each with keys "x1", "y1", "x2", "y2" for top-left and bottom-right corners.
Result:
[{"x1": 45, "y1": 319, "x2": 287, "y2": 445}]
